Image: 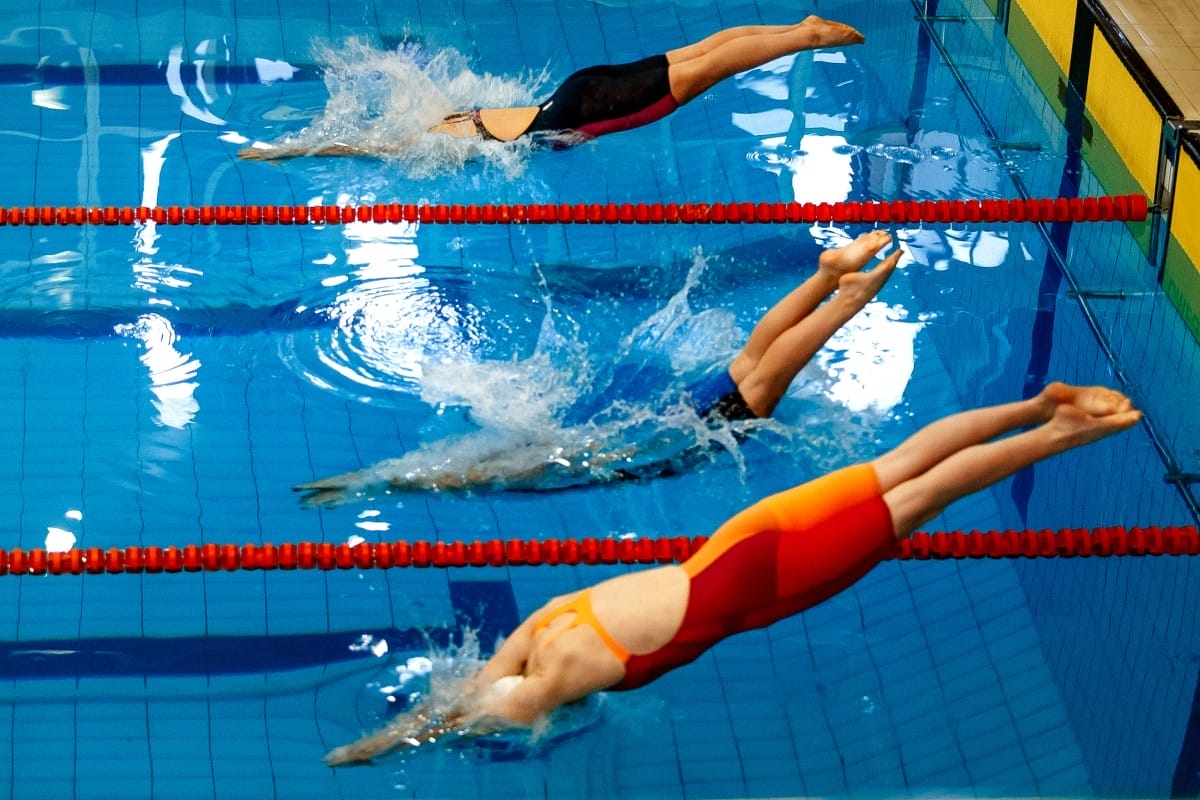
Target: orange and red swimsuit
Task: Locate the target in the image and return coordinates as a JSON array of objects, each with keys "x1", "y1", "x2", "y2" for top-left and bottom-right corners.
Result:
[{"x1": 534, "y1": 463, "x2": 896, "y2": 690}]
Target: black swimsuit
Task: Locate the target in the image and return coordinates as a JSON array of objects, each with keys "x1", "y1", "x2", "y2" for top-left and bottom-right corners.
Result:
[
  {"x1": 439, "y1": 55, "x2": 680, "y2": 143},
  {"x1": 525, "y1": 54, "x2": 678, "y2": 139}
]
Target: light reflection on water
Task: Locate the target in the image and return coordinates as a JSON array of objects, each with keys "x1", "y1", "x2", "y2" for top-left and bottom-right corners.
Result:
[
  {"x1": 288, "y1": 218, "x2": 502, "y2": 394},
  {"x1": 114, "y1": 312, "x2": 201, "y2": 429},
  {"x1": 730, "y1": 39, "x2": 1057, "y2": 211}
]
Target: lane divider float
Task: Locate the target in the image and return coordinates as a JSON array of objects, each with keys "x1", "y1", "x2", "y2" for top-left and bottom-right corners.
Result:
[
  {"x1": 0, "y1": 195, "x2": 1149, "y2": 228},
  {"x1": 0, "y1": 525, "x2": 1193, "y2": 576}
]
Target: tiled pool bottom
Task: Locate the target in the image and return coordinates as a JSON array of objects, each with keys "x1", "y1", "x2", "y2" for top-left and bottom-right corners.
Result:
[
  {"x1": 0, "y1": 0, "x2": 1198, "y2": 796},
  {"x1": 0, "y1": 289, "x2": 1136, "y2": 799},
  {"x1": 0, "y1": 562, "x2": 1097, "y2": 800},
  {"x1": 0, "y1": 207, "x2": 1191, "y2": 798}
]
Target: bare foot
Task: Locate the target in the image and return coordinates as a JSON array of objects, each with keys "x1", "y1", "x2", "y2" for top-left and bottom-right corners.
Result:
[
  {"x1": 800, "y1": 16, "x2": 866, "y2": 47},
  {"x1": 1046, "y1": 401, "x2": 1142, "y2": 448},
  {"x1": 832, "y1": 247, "x2": 901, "y2": 310},
  {"x1": 1038, "y1": 382, "x2": 1134, "y2": 419},
  {"x1": 818, "y1": 230, "x2": 894, "y2": 279}
]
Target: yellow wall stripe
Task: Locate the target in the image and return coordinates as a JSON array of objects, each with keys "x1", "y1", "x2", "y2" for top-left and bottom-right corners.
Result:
[
  {"x1": 1011, "y1": 0, "x2": 1077, "y2": 75},
  {"x1": 1171, "y1": 151, "x2": 1200, "y2": 265},
  {"x1": 1165, "y1": 152, "x2": 1200, "y2": 340},
  {"x1": 1084, "y1": 36, "x2": 1160, "y2": 194},
  {"x1": 1005, "y1": 3, "x2": 1068, "y2": 122}
]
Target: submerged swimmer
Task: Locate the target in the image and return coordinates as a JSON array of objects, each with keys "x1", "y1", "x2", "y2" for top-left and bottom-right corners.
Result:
[
  {"x1": 294, "y1": 231, "x2": 900, "y2": 504},
  {"x1": 240, "y1": 16, "x2": 865, "y2": 160},
  {"x1": 324, "y1": 382, "x2": 1141, "y2": 764}
]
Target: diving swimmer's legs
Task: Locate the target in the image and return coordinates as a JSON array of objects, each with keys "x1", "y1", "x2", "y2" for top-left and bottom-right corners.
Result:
[
  {"x1": 666, "y1": 17, "x2": 865, "y2": 104},
  {"x1": 876, "y1": 384, "x2": 1141, "y2": 536},
  {"x1": 738, "y1": 230, "x2": 895, "y2": 358},
  {"x1": 664, "y1": 23, "x2": 819, "y2": 63},
  {"x1": 730, "y1": 230, "x2": 899, "y2": 418}
]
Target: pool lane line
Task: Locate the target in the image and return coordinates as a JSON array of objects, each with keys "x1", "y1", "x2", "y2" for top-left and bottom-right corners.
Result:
[
  {"x1": 0, "y1": 526, "x2": 1194, "y2": 577},
  {"x1": 0, "y1": 196, "x2": 1150, "y2": 228}
]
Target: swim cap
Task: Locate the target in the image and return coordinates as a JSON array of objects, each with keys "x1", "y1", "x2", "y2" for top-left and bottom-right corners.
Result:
[{"x1": 490, "y1": 675, "x2": 525, "y2": 697}]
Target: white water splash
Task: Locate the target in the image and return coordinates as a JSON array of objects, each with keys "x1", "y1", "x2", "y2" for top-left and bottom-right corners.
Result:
[{"x1": 256, "y1": 38, "x2": 551, "y2": 177}]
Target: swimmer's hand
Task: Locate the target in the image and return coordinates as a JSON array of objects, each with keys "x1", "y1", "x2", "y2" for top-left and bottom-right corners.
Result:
[{"x1": 293, "y1": 466, "x2": 379, "y2": 508}]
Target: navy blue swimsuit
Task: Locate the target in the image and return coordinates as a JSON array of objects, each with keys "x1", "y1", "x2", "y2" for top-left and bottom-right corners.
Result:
[{"x1": 686, "y1": 370, "x2": 758, "y2": 422}]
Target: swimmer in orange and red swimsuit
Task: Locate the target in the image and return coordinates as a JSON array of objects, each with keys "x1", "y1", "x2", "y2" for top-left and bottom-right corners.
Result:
[
  {"x1": 325, "y1": 381, "x2": 1141, "y2": 764},
  {"x1": 240, "y1": 17, "x2": 864, "y2": 159}
]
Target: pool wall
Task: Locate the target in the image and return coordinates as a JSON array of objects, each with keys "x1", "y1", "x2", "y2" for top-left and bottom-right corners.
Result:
[
  {"x1": 963, "y1": 0, "x2": 1200, "y2": 795},
  {"x1": 1004, "y1": 0, "x2": 1200, "y2": 343}
]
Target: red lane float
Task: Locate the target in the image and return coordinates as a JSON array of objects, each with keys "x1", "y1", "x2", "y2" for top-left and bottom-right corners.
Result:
[
  {"x1": 0, "y1": 195, "x2": 1150, "y2": 228},
  {"x1": 0, "y1": 525, "x2": 1193, "y2": 576}
]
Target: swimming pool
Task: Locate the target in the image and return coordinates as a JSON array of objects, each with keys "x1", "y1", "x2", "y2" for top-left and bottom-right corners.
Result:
[{"x1": 1, "y1": 0, "x2": 1197, "y2": 797}]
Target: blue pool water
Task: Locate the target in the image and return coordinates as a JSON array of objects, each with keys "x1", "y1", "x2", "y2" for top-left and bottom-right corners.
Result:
[{"x1": 1, "y1": 0, "x2": 1198, "y2": 797}]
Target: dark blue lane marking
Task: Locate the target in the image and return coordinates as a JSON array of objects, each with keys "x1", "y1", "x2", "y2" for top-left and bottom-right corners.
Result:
[
  {"x1": 0, "y1": 628, "x2": 452, "y2": 678},
  {"x1": 0, "y1": 63, "x2": 322, "y2": 85},
  {"x1": 0, "y1": 301, "x2": 325, "y2": 340},
  {"x1": 0, "y1": 581, "x2": 519, "y2": 679},
  {"x1": 1009, "y1": 3, "x2": 1090, "y2": 523},
  {"x1": 1173, "y1": 677, "x2": 1200, "y2": 796}
]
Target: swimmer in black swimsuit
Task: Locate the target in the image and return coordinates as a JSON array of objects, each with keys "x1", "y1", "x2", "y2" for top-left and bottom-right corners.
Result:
[{"x1": 240, "y1": 16, "x2": 865, "y2": 159}]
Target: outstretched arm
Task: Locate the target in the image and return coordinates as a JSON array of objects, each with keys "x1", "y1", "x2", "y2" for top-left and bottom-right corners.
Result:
[
  {"x1": 324, "y1": 604, "x2": 548, "y2": 765},
  {"x1": 322, "y1": 672, "x2": 574, "y2": 765},
  {"x1": 323, "y1": 702, "x2": 469, "y2": 765},
  {"x1": 239, "y1": 142, "x2": 400, "y2": 161},
  {"x1": 324, "y1": 591, "x2": 616, "y2": 765}
]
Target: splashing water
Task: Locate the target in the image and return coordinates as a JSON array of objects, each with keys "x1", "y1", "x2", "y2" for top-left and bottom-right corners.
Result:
[
  {"x1": 351, "y1": 628, "x2": 605, "y2": 761},
  {"x1": 293, "y1": 248, "x2": 916, "y2": 505},
  {"x1": 294, "y1": 253, "x2": 772, "y2": 504},
  {"x1": 259, "y1": 37, "x2": 551, "y2": 177}
]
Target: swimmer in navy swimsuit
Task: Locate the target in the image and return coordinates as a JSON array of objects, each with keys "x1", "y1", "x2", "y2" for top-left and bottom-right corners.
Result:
[
  {"x1": 296, "y1": 232, "x2": 901, "y2": 505},
  {"x1": 326, "y1": 382, "x2": 1140, "y2": 763},
  {"x1": 691, "y1": 229, "x2": 900, "y2": 422},
  {"x1": 241, "y1": 17, "x2": 865, "y2": 159},
  {"x1": 567, "y1": 230, "x2": 900, "y2": 426}
]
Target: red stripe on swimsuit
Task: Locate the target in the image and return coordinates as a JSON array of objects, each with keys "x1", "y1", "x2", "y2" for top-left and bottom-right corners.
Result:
[
  {"x1": 614, "y1": 463, "x2": 896, "y2": 690},
  {"x1": 574, "y1": 94, "x2": 679, "y2": 139}
]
